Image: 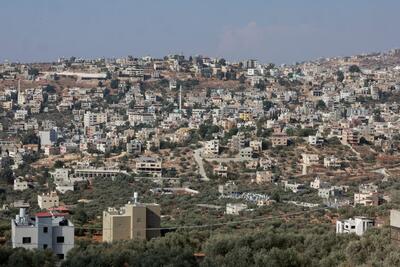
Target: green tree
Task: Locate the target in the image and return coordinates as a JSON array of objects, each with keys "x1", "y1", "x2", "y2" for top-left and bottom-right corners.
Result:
[
  {"x1": 0, "y1": 167, "x2": 14, "y2": 184},
  {"x1": 255, "y1": 80, "x2": 266, "y2": 90},
  {"x1": 316, "y1": 100, "x2": 327, "y2": 110},
  {"x1": 73, "y1": 207, "x2": 89, "y2": 225},
  {"x1": 110, "y1": 79, "x2": 119, "y2": 89},
  {"x1": 263, "y1": 100, "x2": 274, "y2": 111},
  {"x1": 54, "y1": 160, "x2": 64, "y2": 168},
  {"x1": 239, "y1": 74, "x2": 246, "y2": 84},
  {"x1": 336, "y1": 70, "x2": 345, "y2": 82},
  {"x1": 28, "y1": 68, "x2": 40, "y2": 76},
  {"x1": 349, "y1": 65, "x2": 361, "y2": 73},
  {"x1": 21, "y1": 131, "x2": 39, "y2": 145},
  {"x1": 198, "y1": 123, "x2": 220, "y2": 140}
]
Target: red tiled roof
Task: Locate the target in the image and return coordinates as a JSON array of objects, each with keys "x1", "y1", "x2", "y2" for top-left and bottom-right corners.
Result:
[
  {"x1": 48, "y1": 206, "x2": 70, "y2": 212},
  {"x1": 35, "y1": 212, "x2": 67, "y2": 218},
  {"x1": 35, "y1": 212, "x2": 52, "y2": 217}
]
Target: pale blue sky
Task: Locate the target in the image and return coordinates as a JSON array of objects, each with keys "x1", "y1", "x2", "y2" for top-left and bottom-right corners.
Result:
[{"x1": 1, "y1": 0, "x2": 399, "y2": 64}]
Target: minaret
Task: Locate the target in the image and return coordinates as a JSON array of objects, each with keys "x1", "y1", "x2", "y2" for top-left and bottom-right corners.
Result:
[
  {"x1": 17, "y1": 79, "x2": 25, "y2": 106},
  {"x1": 179, "y1": 85, "x2": 182, "y2": 112}
]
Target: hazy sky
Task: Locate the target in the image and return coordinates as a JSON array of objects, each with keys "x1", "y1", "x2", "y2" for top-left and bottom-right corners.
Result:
[{"x1": 1, "y1": 0, "x2": 400, "y2": 64}]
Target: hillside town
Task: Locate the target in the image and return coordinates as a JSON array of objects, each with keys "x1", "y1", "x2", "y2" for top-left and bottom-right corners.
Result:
[{"x1": 2, "y1": 49, "x2": 400, "y2": 265}]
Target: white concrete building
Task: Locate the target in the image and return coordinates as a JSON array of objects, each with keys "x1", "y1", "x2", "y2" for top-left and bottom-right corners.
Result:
[
  {"x1": 126, "y1": 140, "x2": 142, "y2": 155},
  {"x1": 135, "y1": 157, "x2": 162, "y2": 177},
  {"x1": 218, "y1": 181, "x2": 238, "y2": 195},
  {"x1": 50, "y1": 168, "x2": 70, "y2": 183},
  {"x1": 203, "y1": 139, "x2": 219, "y2": 157},
  {"x1": 14, "y1": 178, "x2": 29, "y2": 191},
  {"x1": 50, "y1": 168, "x2": 75, "y2": 194},
  {"x1": 354, "y1": 192, "x2": 379, "y2": 206},
  {"x1": 359, "y1": 183, "x2": 378, "y2": 194},
  {"x1": 318, "y1": 187, "x2": 342, "y2": 199},
  {"x1": 324, "y1": 156, "x2": 341, "y2": 168},
  {"x1": 239, "y1": 147, "x2": 253, "y2": 160},
  {"x1": 249, "y1": 140, "x2": 262, "y2": 152},
  {"x1": 283, "y1": 180, "x2": 305, "y2": 193},
  {"x1": 38, "y1": 129, "x2": 58, "y2": 147},
  {"x1": 390, "y1": 210, "x2": 400, "y2": 245},
  {"x1": 11, "y1": 208, "x2": 74, "y2": 260},
  {"x1": 308, "y1": 135, "x2": 324, "y2": 146},
  {"x1": 226, "y1": 203, "x2": 247, "y2": 215},
  {"x1": 255, "y1": 171, "x2": 272, "y2": 184},
  {"x1": 310, "y1": 177, "x2": 330, "y2": 189},
  {"x1": 302, "y1": 153, "x2": 319, "y2": 165},
  {"x1": 14, "y1": 109, "x2": 28, "y2": 120},
  {"x1": 128, "y1": 112, "x2": 156, "y2": 126},
  {"x1": 214, "y1": 163, "x2": 228, "y2": 178},
  {"x1": 336, "y1": 217, "x2": 374, "y2": 236},
  {"x1": 74, "y1": 168, "x2": 128, "y2": 179},
  {"x1": 83, "y1": 111, "x2": 107, "y2": 128}
]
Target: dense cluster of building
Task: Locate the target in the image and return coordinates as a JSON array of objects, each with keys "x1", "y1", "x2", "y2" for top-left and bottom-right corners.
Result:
[{"x1": 3, "y1": 49, "x2": 400, "y2": 257}]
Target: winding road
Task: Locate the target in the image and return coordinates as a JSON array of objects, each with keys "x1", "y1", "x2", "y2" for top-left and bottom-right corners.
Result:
[{"x1": 193, "y1": 149, "x2": 209, "y2": 181}]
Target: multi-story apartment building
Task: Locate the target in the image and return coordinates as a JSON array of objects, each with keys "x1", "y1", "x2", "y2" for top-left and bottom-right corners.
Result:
[
  {"x1": 11, "y1": 208, "x2": 74, "y2": 260},
  {"x1": 354, "y1": 192, "x2": 379, "y2": 206},
  {"x1": 83, "y1": 111, "x2": 107, "y2": 128},
  {"x1": 255, "y1": 171, "x2": 272, "y2": 184},
  {"x1": 270, "y1": 132, "x2": 288, "y2": 147},
  {"x1": 126, "y1": 140, "x2": 142, "y2": 155},
  {"x1": 239, "y1": 147, "x2": 253, "y2": 160},
  {"x1": 203, "y1": 139, "x2": 219, "y2": 157},
  {"x1": 135, "y1": 157, "x2": 162, "y2": 177},
  {"x1": 249, "y1": 140, "x2": 262, "y2": 152},
  {"x1": 341, "y1": 128, "x2": 360, "y2": 145},
  {"x1": 102, "y1": 195, "x2": 160, "y2": 242}
]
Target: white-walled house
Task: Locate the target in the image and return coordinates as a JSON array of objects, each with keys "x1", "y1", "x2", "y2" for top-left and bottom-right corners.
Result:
[
  {"x1": 336, "y1": 217, "x2": 374, "y2": 236},
  {"x1": 14, "y1": 178, "x2": 29, "y2": 191},
  {"x1": 226, "y1": 203, "x2": 247, "y2": 215},
  {"x1": 11, "y1": 208, "x2": 74, "y2": 260}
]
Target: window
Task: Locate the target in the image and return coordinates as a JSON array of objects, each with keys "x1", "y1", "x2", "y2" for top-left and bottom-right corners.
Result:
[
  {"x1": 43, "y1": 244, "x2": 48, "y2": 249},
  {"x1": 22, "y1": 237, "x2": 31, "y2": 244},
  {"x1": 43, "y1": 227, "x2": 48, "y2": 233},
  {"x1": 137, "y1": 217, "x2": 141, "y2": 223},
  {"x1": 56, "y1": 236, "x2": 64, "y2": 243},
  {"x1": 57, "y1": 254, "x2": 64, "y2": 260}
]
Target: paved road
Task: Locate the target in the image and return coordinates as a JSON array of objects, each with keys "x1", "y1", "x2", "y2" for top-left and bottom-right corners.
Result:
[
  {"x1": 193, "y1": 149, "x2": 209, "y2": 181},
  {"x1": 204, "y1": 157, "x2": 248, "y2": 163}
]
